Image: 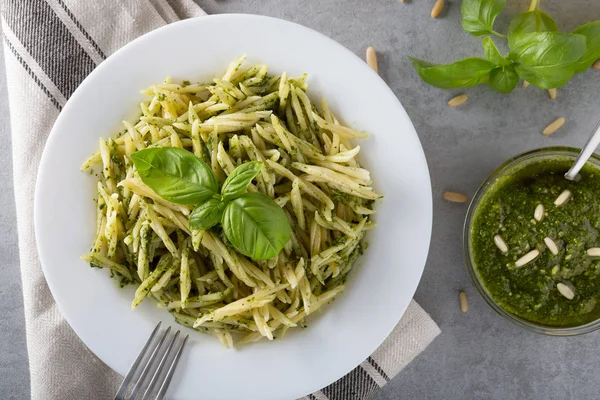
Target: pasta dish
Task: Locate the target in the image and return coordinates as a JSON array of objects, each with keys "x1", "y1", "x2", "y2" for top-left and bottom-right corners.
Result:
[{"x1": 81, "y1": 56, "x2": 380, "y2": 346}]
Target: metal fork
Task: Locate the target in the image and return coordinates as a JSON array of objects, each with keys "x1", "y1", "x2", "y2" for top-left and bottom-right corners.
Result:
[{"x1": 114, "y1": 322, "x2": 189, "y2": 400}]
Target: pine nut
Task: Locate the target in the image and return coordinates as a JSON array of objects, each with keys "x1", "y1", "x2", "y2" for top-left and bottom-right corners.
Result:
[
  {"x1": 522, "y1": 81, "x2": 530, "y2": 88},
  {"x1": 587, "y1": 248, "x2": 600, "y2": 257},
  {"x1": 548, "y1": 88, "x2": 557, "y2": 100},
  {"x1": 515, "y1": 250, "x2": 540, "y2": 267},
  {"x1": 443, "y1": 191, "x2": 468, "y2": 203},
  {"x1": 543, "y1": 117, "x2": 565, "y2": 136},
  {"x1": 593, "y1": 59, "x2": 600, "y2": 69},
  {"x1": 494, "y1": 235, "x2": 508, "y2": 253},
  {"x1": 534, "y1": 204, "x2": 544, "y2": 221},
  {"x1": 459, "y1": 291, "x2": 468, "y2": 313},
  {"x1": 544, "y1": 237, "x2": 558, "y2": 255},
  {"x1": 448, "y1": 94, "x2": 468, "y2": 107},
  {"x1": 554, "y1": 190, "x2": 571, "y2": 206},
  {"x1": 366, "y1": 46, "x2": 378, "y2": 74},
  {"x1": 556, "y1": 282, "x2": 575, "y2": 300},
  {"x1": 431, "y1": 0, "x2": 444, "y2": 18}
]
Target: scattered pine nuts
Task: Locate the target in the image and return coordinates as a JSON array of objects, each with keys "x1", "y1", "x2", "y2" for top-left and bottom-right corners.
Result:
[
  {"x1": 448, "y1": 94, "x2": 468, "y2": 107},
  {"x1": 543, "y1": 117, "x2": 565, "y2": 136},
  {"x1": 548, "y1": 88, "x2": 557, "y2": 100},
  {"x1": 587, "y1": 248, "x2": 600, "y2": 257},
  {"x1": 522, "y1": 81, "x2": 530, "y2": 88},
  {"x1": 443, "y1": 191, "x2": 468, "y2": 203},
  {"x1": 459, "y1": 291, "x2": 468, "y2": 313},
  {"x1": 494, "y1": 235, "x2": 509, "y2": 253},
  {"x1": 366, "y1": 46, "x2": 378, "y2": 74},
  {"x1": 554, "y1": 190, "x2": 571, "y2": 206},
  {"x1": 556, "y1": 282, "x2": 575, "y2": 300},
  {"x1": 534, "y1": 204, "x2": 544, "y2": 222},
  {"x1": 593, "y1": 59, "x2": 600, "y2": 70},
  {"x1": 431, "y1": 0, "x2": 444, "y2": 18},
  {"x1": 515, "y1": 250, "x2": 540, "y2": 268},
  {"x1": 544, "y1": 237, "x2": 559, "y2": 255}
]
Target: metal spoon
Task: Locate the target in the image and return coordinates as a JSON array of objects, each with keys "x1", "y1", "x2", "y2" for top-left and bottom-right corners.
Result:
[{"x1": 565, "y1": 120, "x2": 600, "y2": 181}]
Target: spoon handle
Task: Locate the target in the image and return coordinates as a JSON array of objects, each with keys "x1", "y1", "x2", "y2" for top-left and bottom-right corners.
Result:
[{"x1": 565, "y1": 119, "x2": 600, "y2": 180}]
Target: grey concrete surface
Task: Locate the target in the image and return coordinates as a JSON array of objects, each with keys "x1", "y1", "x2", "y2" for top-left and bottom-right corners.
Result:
[{"x1": 3, "y1": 0, "x2": 600, "y2": 399}]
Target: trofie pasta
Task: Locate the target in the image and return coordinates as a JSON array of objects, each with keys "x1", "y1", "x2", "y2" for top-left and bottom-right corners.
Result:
[{"x1": 81, "y1": 56, "x2": 380, "y2": 346}]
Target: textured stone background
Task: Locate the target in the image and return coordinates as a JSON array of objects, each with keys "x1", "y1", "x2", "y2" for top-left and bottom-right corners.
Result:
[{"x1": 3, "y1": 1, "x2": 600, "y2": 399}]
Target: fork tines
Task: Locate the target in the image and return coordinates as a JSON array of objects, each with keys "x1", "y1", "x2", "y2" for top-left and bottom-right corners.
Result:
[{"x1": 114, "y1": 322, "x2": 189, "y2": 400}]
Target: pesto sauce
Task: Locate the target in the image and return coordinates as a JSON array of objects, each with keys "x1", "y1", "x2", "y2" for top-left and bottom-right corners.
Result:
[{"x1": 471, "y1": 158, "x2": 600, "y2": 327}]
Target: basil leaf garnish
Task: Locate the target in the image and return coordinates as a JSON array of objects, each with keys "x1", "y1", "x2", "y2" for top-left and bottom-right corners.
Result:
[
  {"x1": 222, "y1": 192, "x2": 291, "y2": 260},
  {"x1": 130, "y1": 148, "x2": 291, "y2": 260},
  {"x1": 189, "y1": 198, "x2": 226, "y2": 231},
  {"x1": 131, "y1": 148, "x2": 218, "y2": 205},
  {"x1": 221, "y1": 161, "x2": 263, "y2": 201}
]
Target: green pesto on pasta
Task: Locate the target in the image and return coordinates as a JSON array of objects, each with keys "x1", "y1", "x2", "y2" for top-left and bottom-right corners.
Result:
[{"x1": 81, "y1": 56, "x2": 380, "y2": 347}]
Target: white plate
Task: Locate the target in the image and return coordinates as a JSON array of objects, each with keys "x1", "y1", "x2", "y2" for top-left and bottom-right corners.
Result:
[{"x1": 35, "y1": 14, "x2": 432, "y2": 400}]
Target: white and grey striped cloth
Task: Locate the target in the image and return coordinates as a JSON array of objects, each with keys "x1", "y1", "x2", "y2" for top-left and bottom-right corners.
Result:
[{"x1": 1, "y1": 1, "x2": 441, "y2": 399}]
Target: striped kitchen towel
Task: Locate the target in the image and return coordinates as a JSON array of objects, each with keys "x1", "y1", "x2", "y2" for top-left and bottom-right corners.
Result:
[{"x1": 1, "y1": 1, "x2": 441, "y2": 399}]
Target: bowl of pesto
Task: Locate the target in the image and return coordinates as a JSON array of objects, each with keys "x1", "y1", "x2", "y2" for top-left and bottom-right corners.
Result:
[{"x1": 465, "y1": 147, "x2": 600, "y2": 335}]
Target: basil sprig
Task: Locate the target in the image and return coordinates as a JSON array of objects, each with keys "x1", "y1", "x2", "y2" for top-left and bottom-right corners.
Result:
[
  {"x1": 131, "y1": 148, "x2": 291, "y2": 260},
  {"x1": 411, "y1": 0, "x2": 600, "y2": 93}
]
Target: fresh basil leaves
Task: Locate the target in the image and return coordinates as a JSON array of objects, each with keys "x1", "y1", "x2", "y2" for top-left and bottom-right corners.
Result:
[
  {"x1": 221, "y1": 161, "x2": 263, "y2": 201},
  {"x1": 132, "y1": 148, "x2": 291, "y2": 260},
  {"x1": 409, "y1": 57, "x2": 496, "y2": 89},
  {"x1": 410, "y1": 0, "x2": 600, "y2": 93},
  {"x1": 188, "y1": 198, "x2": 226, "y2": 231},
  {"x1": 507, "y1": 10, "x2": 557, "y2": 48},
  {"x1": 489, "y1": 65, "x2": 519, "y2": 93},
  {"x1": 482, "y1": 37, "x2": 509, "y2": 66},
  {"x1": 510, "y1": 32, "x2": 586, "y2": 88},
  {"x1": 222, "y1": 193, "x2": 291, "y2": 260},
  {"x1": 572, "y1": 21, "x2": 600, "y2": 73},
  {"x1": 131, "y1": 148, "x2": 218, "y2": 205},
  {"x1": 461, "y1": 0, "x2": 506, "y2": 37}
]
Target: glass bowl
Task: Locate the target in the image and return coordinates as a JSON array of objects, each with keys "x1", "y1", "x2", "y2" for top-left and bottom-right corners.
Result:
[{"x1": 463, "y1": 147, "x2": 600, "y2": 336}]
